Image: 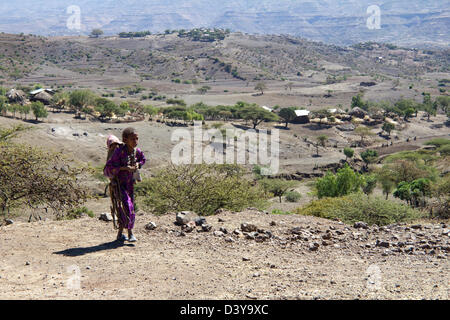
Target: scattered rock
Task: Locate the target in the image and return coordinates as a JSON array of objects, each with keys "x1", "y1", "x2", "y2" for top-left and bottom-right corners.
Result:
[
  {"x1": 224, "y1": 237, "x2": 235, "y2": 243},
  {"x1": 246, "y1": 232, "x2": 258, "y2": 240},
  {"x1": 218, "y1": 218, "x2": 225, "y2": 223},
  {"x1": 181, "y1": 221, "x2": 196, "y2": 233},
  {"x1": 25, "y1": 262, "x2": 30, "y2": 266},
  {"x1": 241, "y1": 223, "x2": 257, "y2": 232},
  {"x1": 376, "y1": 240, "x2": 390, "y2": 248},
  {"x1": 5, "y1": 219, "x2": 14, "y2": 225},
  {"x1": 252, "y1": 272, "x2": 260, "y2": 278},
  {"x1": 354, "y1": 221, "x2": 368, "y2": 229},
  {"x1": 99, "y1": 213, "x2": 113, "y2": 222},
  {"x1": 270, "y1": 221, "x2": 277, "y2": 226},
  {"x1": 219, "y1": 227, "x2": 228, "y2": 234},
  {"x1": 201, "y1": 224, "x2": 212, "y2": 232},
  {"x1": 194, "y1": 217, "x2": 206, "y2": 226},
  {"x1": 176, "y1": 211, "x2": 197, "y2": 225},
  {"x1": 322, "y1": 232, "x2": 332, "y2": 240},
  {"x1": 411, "y1": 224, "x2": 422, "y2": 230},
  {"x1": 233, "y1": 229, "x2": 242, "y2": 236},
  {"x1": 145, "y1": 222, "x2": 157, "y2": 230},
  {"x1": 309, "y1": 242, "x2": 320, "y2": 251},
  {"x1": 242, "y1": 257, "x2": 250, "y2": 261},
  {"x1": 213, "y1": 231, "x2": 224, "y2": 237}
]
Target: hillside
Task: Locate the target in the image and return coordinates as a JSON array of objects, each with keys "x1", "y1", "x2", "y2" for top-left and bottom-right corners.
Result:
[
  {"x1": 0, "y1": 0, "x2": 448, "y2": 47},
  {"x1": 0, "y1": 32, "x2": 449, "y2": 89}
]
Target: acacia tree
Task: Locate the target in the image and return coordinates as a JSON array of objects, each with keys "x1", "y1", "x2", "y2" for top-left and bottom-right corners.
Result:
[
  {"x1": 355, "y1": 125, "x2": 374, "y2": 146},
  {"x1": 31, "y1": 101, "x2": 48, "y2": 121},
  {"x1": 91, "y1": 29, "x2": 104, "y2": 38},
  {"x1": 343, "y1": 147, "x2": 354, "y2": 161},
  {"x1": 260, "y1": 178, "x2": 297, "y2": 203},
  {"x1": 382, "y1": 122, "x2": 395, "y2": 137},
  {"x1": 254, "y1": 82, "x2": 267, "y2": 95},
  {"x1": 315, "y1": 135, "x2": 328, "y2": 156},
  {"x1": 279, "y1": 107, "x2": 297, "y2": 128},
  {"x1": 69, "y1": 90, "x2": 96, "y2": 118},
  {"x1": 240, "y1": 104, "x2": 279, "y2": 129},
  {"x1": 0, "y1": 126, "x2": 90, "y2": 219}
]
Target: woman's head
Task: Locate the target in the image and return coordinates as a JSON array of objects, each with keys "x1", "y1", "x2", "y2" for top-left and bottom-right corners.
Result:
[{"x1": 122, "y1": 127, "x2": 139, "y2": 149}]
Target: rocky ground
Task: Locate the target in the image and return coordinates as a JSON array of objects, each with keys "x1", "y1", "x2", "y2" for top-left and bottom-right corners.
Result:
[{"x1": 1, "y1": 207, "x2": 448, "y2": 300}]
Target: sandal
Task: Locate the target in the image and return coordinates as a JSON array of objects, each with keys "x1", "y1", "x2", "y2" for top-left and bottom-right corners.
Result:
[{"x1": 117, "y1": 234, "x2": 128, "y2": 241}]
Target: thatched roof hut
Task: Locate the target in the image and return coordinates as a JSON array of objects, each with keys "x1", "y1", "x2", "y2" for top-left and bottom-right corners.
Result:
[
  {"x1": 32, "y1": 90, "x2": 53, "y2": 105},
  {"x1": 6, "y1": 89, "x2": 27, "y2": 104},
  {"x1": 348, "y1": 107, "x2": 367, "y2": 119}
]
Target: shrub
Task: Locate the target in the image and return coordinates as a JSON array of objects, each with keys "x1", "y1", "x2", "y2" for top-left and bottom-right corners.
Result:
[
  {"x1": 0, "y1": 138, "x2": 90, "y2": 219},
  {"x1": 135, "y1": 164, "x2": 267, "y2": 215},
  {"x1": 315, "y1": 165, "x2": 363, "y2": 198},
  {"x1": 296, "y1": 193, "x2": 423, "y2": 226},
  {"x1": 285, "y1": 191, "x2": 301, "y2": 202}
]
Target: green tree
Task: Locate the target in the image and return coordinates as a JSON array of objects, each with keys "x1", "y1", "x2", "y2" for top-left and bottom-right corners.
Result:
[
  {"x1": 254, "y1": 82, "x2": 267, "y2": 95},
  {"x1": 376, "y1": 166, "x2": 396, "y2": 199},
  {"x1": 361, "y1": 149, "x2": 378, "y2": 166},
  {"x1": 355, "y1": 125, "x2": 374, "y2": 146},
  {"x1": 343, "y1": 147, "x2": 354, "y2": 161},
  {"x1": 91, "y1": 29, "x2": 104, "y2": 38},
  {"x1": 362, "y1": 174, "x2": 377, "y2": 196},
  {"x1": 278, "y1": 107, "x2": 297, "y2": 128},
  {"x1": 382, "y1": 122, "x2": 395, "y2": 136},
  {"x1": 69, "y1": 90, "x2": 96, "y2": 118},
  {"x1": 18, "y1": 104, "x2": 31, "y2": 120},
  {"x1": 315, "y1": 165, "x2": 362, "y2": 199},
  {"x1": 351, "y1": 93, "x2": 367, "y2": 110},
  {"x1": 197, "y1": 86, "x2": 211, "y2": 94},
  {"x1": 260, "y1": 178, "x2": 297, "y2": 203},
  {"x1": 240, "y1": 104, "x2": 279, "y2": 129},
  {"x1": 315, "y1": 135, "x2": 328, "y2": 156},
  {"x1": 31, "y1": 101, "x2": 48, "y2": 121}
]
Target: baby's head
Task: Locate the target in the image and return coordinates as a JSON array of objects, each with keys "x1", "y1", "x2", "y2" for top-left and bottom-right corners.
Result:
[
  {"x1": 107, "y1": 134, "x2": 122, "y2": 150},
  {"x1": 122, "y1": 127, "x2": 139, "y2": 149}
]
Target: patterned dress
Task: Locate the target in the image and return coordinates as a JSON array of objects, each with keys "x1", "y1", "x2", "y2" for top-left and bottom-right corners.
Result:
[{"x1": 104, "y1": 144, "x2": 146, "y2": 230}]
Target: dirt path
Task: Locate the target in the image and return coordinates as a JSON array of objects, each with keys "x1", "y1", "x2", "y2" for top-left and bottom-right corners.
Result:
[{"x1": 1, "y1": 209, "x2": 448, "y2": 300}]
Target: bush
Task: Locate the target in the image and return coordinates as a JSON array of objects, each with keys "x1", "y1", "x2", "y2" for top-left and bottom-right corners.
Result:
[
  {"x1": 135, "y1": 164, "x2": 268, "y2": 215},
  {"x1": 315, "y1": 164, "x2": 362, "y2": 198},
  {"x1": 285, "y1": 191, "x2": 301, "y2": 202},
  {"x1": 0, "y1": 136, "x2": 90, "y2": 219},
  {"x1": 296, "y1": 193, "x2": 423, "y2": 226}
]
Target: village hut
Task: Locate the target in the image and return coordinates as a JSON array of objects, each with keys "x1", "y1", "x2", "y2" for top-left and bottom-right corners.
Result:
[
  {"x1": 348, "y1": 107, "x2": 367, "y2": 119},
  {"x1": 6, "y1": 89, "x2": 27, "y2": 104},
  {"x1": 31, "y1": 91, "x2": 53, "y2": 105},
  {"x1": 292, "y1": 109, "x2": 310, "y2": 124}
]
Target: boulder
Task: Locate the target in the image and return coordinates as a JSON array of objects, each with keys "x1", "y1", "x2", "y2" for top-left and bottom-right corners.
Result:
[
  {"x1": 175, "y1": 211, "x2": 197, "y2": 225},
  {"x1": 241, "y1": 223, "x2": 257, "y2": 232},
  {"x1": 99, "y1": 213, "x2": 113, "y2": 222},
  {"x1": 145, "y1": 222, "x2": 157, "y2": 230}
]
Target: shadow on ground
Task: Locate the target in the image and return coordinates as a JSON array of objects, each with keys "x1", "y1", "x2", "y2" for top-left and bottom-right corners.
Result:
[{"x1": 53, "y1": 240, "x2": 134, "y2": 257}]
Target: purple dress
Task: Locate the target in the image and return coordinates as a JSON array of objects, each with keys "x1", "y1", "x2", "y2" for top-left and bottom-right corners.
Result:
[{"x1": 104, "y1": 144, "x2": 146, "y2": 230}]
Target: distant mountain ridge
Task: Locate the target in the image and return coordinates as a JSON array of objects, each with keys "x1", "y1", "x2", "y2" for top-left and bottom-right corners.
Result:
[{"x1": 0, "y1": 0, "x2": 448, "y2": 47}]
